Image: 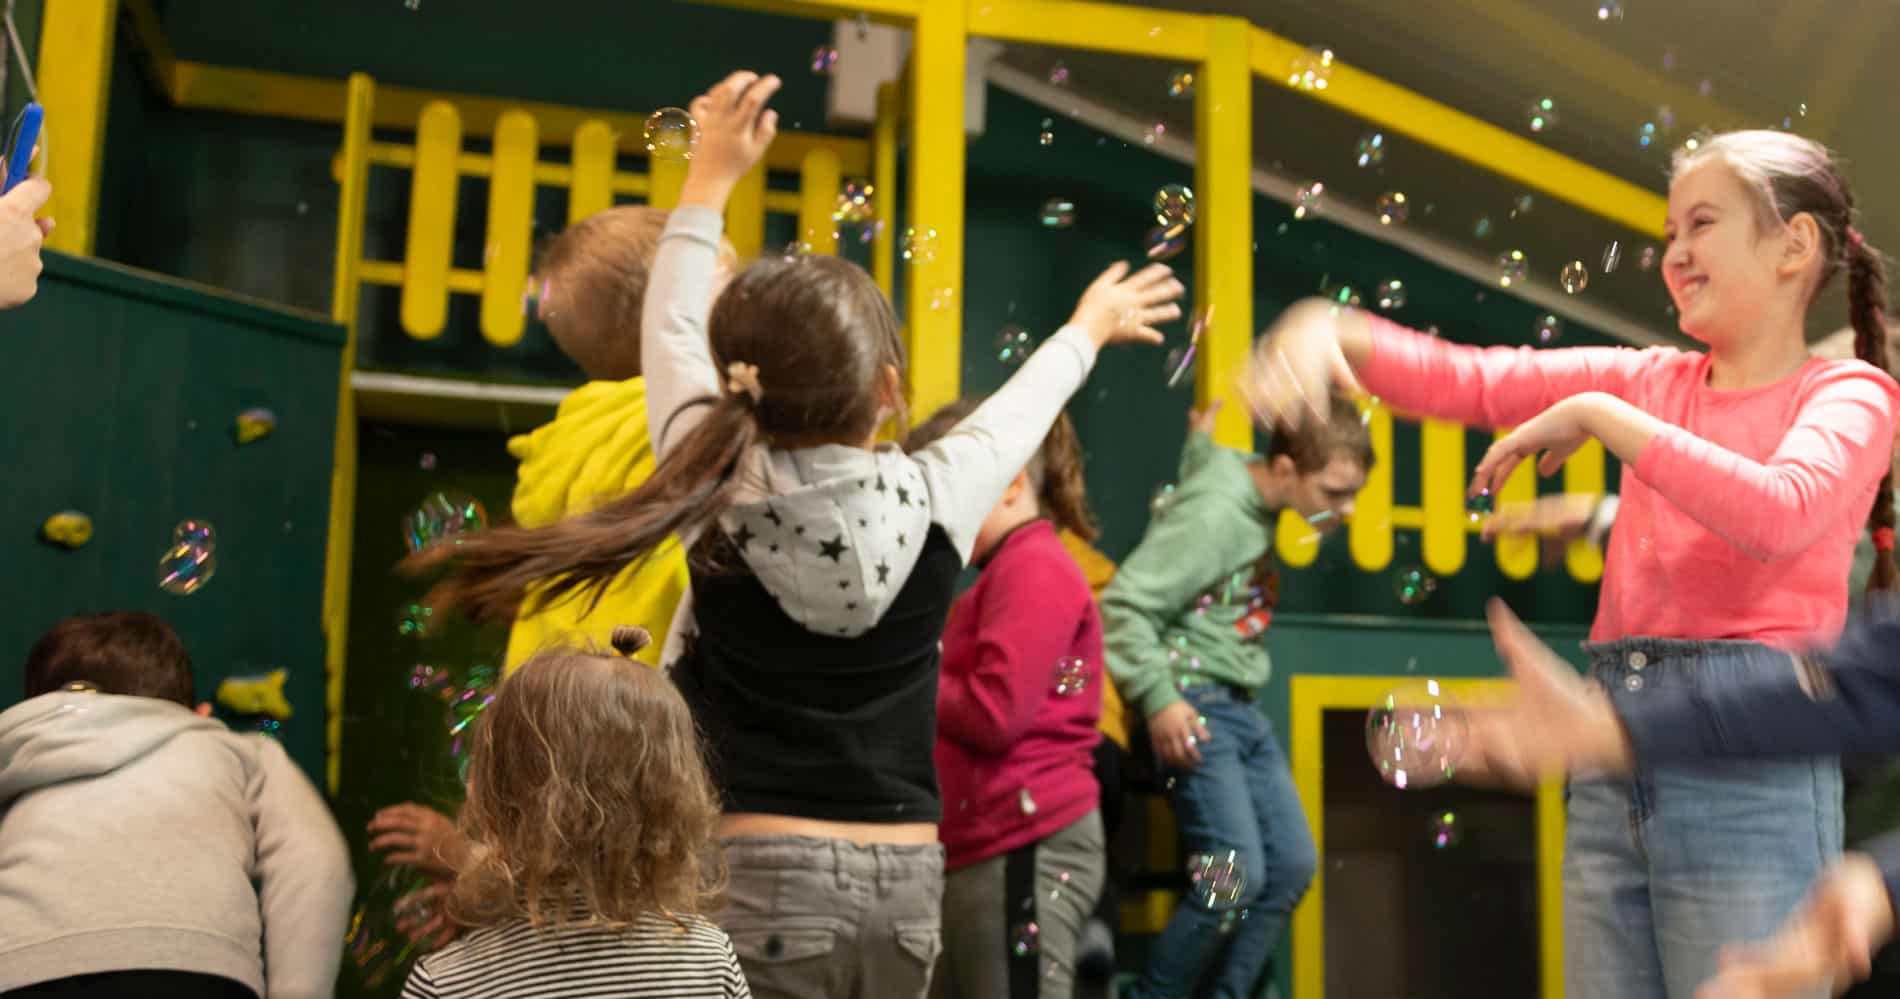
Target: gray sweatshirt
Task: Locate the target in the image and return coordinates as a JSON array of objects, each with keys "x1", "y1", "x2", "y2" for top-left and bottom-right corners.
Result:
[{"x1": 0, "y1": 691, "x2": 353, "y2": 997}]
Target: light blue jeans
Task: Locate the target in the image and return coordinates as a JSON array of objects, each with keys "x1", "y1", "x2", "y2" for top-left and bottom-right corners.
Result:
[
  {"x1": 1565, "y1": 637, "x2": 1843, "y2": 998},
  {"x1": 1128, "y1": 683, "x2": 1316, "y2": 999}
]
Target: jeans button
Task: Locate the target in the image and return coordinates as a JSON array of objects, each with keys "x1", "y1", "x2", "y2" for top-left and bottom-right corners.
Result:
[
  {"x1": 1624, "y1": 674, "x2": 1644, "y2": 692},
  {"x1": 1628, "y1": 651, "x2": 1648, "y2": 670}
]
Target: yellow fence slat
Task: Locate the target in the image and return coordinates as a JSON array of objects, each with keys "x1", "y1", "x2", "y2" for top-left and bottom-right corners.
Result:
[
  {"x1": 400, "y1": 102, "x2": 461, "y2": 340},
  {"x1": 1421, "y1": 419, "x2": 1467, "y2": 576},
  {"x1": 1565, "y1": 439, "x2": 1608, "y2": 583},
  {"x1": 568, "y1": 119, "x2": 617, "y2": 224},
  {"x1": 1494, "y1": 428, "x2": 1539, "y2": 580},
  {"x1": 648, "y1": 156, "x2": 688, "y2": 210},
  {"x1": 726, "y1": 160, "x2": 768, "y2": 261},
  {"x1": 872, "y1": 82, "x2": 900, "y2": 302},
  {"x1": 479, "y1": 110, "x2": 539, "y2": 347},
  {"x1": 1276, "y1": 509, "x2": 1320, "y2": 567},
  {"x1": 1349, "y1": 402, "x2": 1395, "y2": 571},
  {"x1": 798, "y1": 148, "x2": 843, "y2": 255}
]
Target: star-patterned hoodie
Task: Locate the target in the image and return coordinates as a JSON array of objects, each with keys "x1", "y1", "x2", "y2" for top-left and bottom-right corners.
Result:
[{"x1": 640, "y1": 206, "x2": 1102, "y2": 823}]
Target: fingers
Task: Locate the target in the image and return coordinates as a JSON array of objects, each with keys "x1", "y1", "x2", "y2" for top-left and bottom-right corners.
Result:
[
  {"x1": 36, "y1": 216, "x2": 54, "y2": 236},
  {"x1": 368, "y1": 803, "x2": 424, "y2": 831},
  {"x1": 1330, "y1": 350, "x2": 1366, "y2": 399},
  {"x1": 715, "y1": 71, "x2": 761, "y2": 104},
  {"x1": 3, "y1": 176, "x2": 51, "y2": 216},
  {"x1": 736, "y1": 74, "x2": 782, "y2": 126},
  {"x1": 1091, "y1": 260, "x2": 1131, "y2": 291}
]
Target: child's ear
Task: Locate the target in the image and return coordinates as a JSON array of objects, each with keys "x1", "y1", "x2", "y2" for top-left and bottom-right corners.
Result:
[
  {"x1": 1779, "y1": 212, "x2": 1823, "y2": 278},
  {"x1": 879, "y1": 364, "x2": 904, "y2": 412},
  {"x1": 194, "y1": 702, "x2": 213, "y2": 717}
]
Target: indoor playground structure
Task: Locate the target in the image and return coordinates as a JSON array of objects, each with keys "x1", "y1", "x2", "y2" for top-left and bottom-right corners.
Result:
[{"x1": 3, "y1": 0, "x2": 1894, "y2": 996}]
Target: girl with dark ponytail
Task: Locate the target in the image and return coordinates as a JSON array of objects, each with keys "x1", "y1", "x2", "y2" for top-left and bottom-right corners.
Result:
[{"x1": 411, "y1": 71, "x2": 1183, "y2": 999}]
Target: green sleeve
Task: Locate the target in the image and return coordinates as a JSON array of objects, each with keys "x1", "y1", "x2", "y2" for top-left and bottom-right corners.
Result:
[
  {"x1": 1176, "y1": 429, "x2": 1218, "y2": 481},
  {"x1": 1102, "y1": 476, "x2": 1254, "y2": 720}
]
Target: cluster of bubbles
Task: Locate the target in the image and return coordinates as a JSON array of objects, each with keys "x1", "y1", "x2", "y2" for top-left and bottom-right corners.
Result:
[
  {"x1": 1167, "y1": 69, "x2": 1195, "y2": 99},
  {"x1": 996, "y1": 324, "x2": 1034, "y2": 365},
  {"x1": 1355, "y1": 132, "x2": 1386, "y2": 169},
  {"x1": 1150, "y1": 482, "x2": 1178, "y2": 517},
  {"x1": 1039, "y1": 197, "x2": 1076, "y2": 229},
  {"x1": 1559, "y1": 261, "x2": 1589, "y2": 294},
  {"x1": 1373, "y1": 191, "x2": 1408, "y2": 226},
  {"x1": 1365, "y1": 679, "x2": 1465, "y2": 789},
  {"x1": 1293, "y1": 181, "x2": 1326, "y2": 219},
  {"x1": 403, "y1": 492, "x2": 489, "y2": 555},
  {"x1": 344, "y1": 865, "x2": 436, "y2": 988},
  {"x1": 1187, "y1": 850, "x2": 1248, "y2": 909},
  {"x1": 1525, "y1": 97, "x2": 1558, "y2": 134},
  {"x1": 1494, "y1": 250, "x2": 1528, "y2": 288},
  {"x1": 1535, "y1": 312, "x2": 1564, "y2": 345},
  {"x1": 810, "y1": 46, "x2": 839, "y2": 75},
  {"x1": 1052, "y1": 656, "x2": 1089, "y2": 697},
  {"x1": 1375, "y1": 279, "x2": 1407, "y2": 312},
  {"x1": 158, "y1": 520, "x2": 218, "y2": 596},
  {"x1": 1395, "y1": 566, "x2": 1437, "y2": 605},
  {"x1": 1430, "y1": 810, "x2": 1464, "y2": 849},
  {"x1": 1286, "y1": 46, "x2": 1335, "y2": 91}
]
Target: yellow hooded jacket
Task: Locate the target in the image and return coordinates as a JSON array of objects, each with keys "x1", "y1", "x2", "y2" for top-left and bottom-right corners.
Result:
[
  {"x1": 502, "y1": 378, "x2": 689, "y2": 672},
  {"x1": 1059, "y1": 529, "x2": 1134, "y2": 751}
]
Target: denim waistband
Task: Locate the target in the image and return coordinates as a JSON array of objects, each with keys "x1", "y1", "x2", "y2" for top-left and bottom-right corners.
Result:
[{"x1": 1580, "y1": 635, "x2": 1774, "y2": 668}]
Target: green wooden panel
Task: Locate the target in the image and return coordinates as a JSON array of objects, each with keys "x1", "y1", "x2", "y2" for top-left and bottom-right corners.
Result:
[{"x1": 0, "y1": 250, "x2": 344, "y2": 785}]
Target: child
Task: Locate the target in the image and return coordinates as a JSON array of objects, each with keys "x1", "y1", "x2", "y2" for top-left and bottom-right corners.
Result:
[
  {"x1": 1245, "y1": 129, "x2": 1898, "y2": 997},
  {"x1": 368, "y1": 206, "x2": 742, "y2": 883},
  {"x1": 904, "y1": 400, "x2": 1106, "y2": 999},
  {"x1": 1104, "y1": 395, "x2": 1373, "y2": 999},
  {"x1": 398, "y1": 626, "x2": 749, "y2": 998},
  {"x1": 0, "y1": 612, "x2": 353, "y2": 998},
  {"x1": 410, "y1": 70, "x2": 1184, "y2": 999}
]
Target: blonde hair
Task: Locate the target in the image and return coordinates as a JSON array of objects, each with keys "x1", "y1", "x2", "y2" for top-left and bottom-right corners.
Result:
[{"x1": 447, "y1": 630, "x2": 723, "y2": 931}]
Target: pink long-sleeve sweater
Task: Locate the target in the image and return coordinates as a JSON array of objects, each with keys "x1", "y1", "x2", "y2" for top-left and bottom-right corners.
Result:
[{"x1": 1364, "y1": 318, "x2": 1900, "y2": 649}]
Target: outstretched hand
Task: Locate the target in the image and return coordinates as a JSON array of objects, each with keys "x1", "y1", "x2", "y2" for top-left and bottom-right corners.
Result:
[
  {"x1": 1470, "y1": 398, "x2": 1592, "y2": 501},
  {"x1": 1067, "y1": 261, "x2": 1184, "y2": 350},
  {"x1": 1237, "y1": 300, "x2": 1366, "y2": 433},
  {"x1": 681, "y1": 71, "x2": 781, "y2": 206}
]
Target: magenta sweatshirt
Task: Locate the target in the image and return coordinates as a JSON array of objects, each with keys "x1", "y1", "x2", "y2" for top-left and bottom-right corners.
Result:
[
  {"x1": 1365, "y1": 317, "x2": 1900, "y2": 648},
  {"x1": 936, "y1": 519, "x2": 1103, "y2": 871}
]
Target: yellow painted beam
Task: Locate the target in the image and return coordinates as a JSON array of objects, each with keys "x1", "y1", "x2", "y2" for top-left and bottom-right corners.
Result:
[
  {"x1": 1494, "y1": 428, "x2": 1539, "y2": 580},
  {"x1": 725, "y1": 160, "x2": 768, "y2": 261},
  {"x1": 798, "y1": 147, "x2": 843, "y2": 255},
  {"x1": 1537, "y1": 773, "x2": 1568, "y2": 999},
  {"x1": 1349, "y1": 403, "x2": 1394, "y2": 571},
  {"x1": 872, "y1": 82, "x2": 899, "y2": 303},
  {"x1": 761, "y1": 190, "x2": 805, "y2": 215},
  {"x1": 324, "y1": 73, "x2": 376, "y2": 794},
  {"x1": 478, "y1": 111, "x2": 538, "y2": 347},
  {"x1": 121, "y1": 0, "x2": 176, "y2": 97},
  {"x1": 968, "y1": 0, "x2": 1208, "y2": 61},
  {"x1": 568, "y1": 120, "x2": 617, "y2": 224},
  {"x1": 168, "y1": 60, "x2": 871, "y2": 175},
  {"x1": 1249, "y1": 29, "x2": 1666, "y2": 239},
  {"x1": 1563, "y1": 439, "x2": 1607, "y2": 583},
  {"x1": 700, "y1": 0, "x2": 918, "y2": 22},
  {"x1": 399, "y1": 102, "x2": 461, "y2": 340},
  {"x1": 1420, "y1": 419, "x2": 1468, "y2": 576},
  {"x1": 903, "y1": 0, "x2": 966, "y2": 419},
  {"x1": 1194, "y1": 16, "x2": 1252, "y2": 452},
  {"x1": 35, "y1": 0, "x2": 120, "y2": 255},
  {"x1": 1275, "y1": 508, "x2": 1320, "y2": 567}
]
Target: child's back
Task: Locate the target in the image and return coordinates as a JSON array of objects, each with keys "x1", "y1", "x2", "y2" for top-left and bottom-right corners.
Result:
[
  {"x1": 403, "y1": 912, "x2": 745, "y2": 999},
  {"x1": 0, "y1": 613, "x2": 351, "y2": 999}
]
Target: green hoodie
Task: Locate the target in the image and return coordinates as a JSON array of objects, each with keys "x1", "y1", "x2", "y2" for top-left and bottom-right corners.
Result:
[{"x1": 1103, "y1": 431, "x2": 1278, "y2": 720}]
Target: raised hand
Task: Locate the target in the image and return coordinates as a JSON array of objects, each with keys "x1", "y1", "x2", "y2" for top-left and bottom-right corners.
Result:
[
  {"x1": 680, "y1": 71, "x2": 781, "y2": 207},
  {"x1": 367, "y1": 802, "x2": 468, "y2": 879},
  {"x1": 1237, "y1": 299, "x2": 1366, "y2": 432},
  {"x1": 1066, "y1": 261, "x2": 1185, "y2": 349}
]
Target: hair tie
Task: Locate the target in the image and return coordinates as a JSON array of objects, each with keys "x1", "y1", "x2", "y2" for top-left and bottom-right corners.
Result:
[
  {"x1": 1874, "y1": 527, "x2": 1896, "y2": 553},
  {"x1": 1846, "y1": 226, "x2": 1866, "y2": 252},
  {"x1": 725, "y1": 362, "x2": 763, "y2": 404},
  {"x1": 609, "y1": 625, "x2": 652, "y2": 657}
]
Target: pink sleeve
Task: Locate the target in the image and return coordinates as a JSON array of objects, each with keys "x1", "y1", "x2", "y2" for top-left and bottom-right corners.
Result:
[
  {"x1": 937, "y1": 554, "x2": 1093, "y2": 757},
  {"x1": 1634, "y1": 367, "x2": 1899, "y2": 561},
  {"x1": 1363, "y1": 317, "x2": 1667, "y2": 428}
]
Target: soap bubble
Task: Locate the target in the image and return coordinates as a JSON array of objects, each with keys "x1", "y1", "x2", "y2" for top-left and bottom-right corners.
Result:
[
  {"x1": 1602, "y1": 241, "x2": 1622, "y2": 273},
  {"x1": 402, "y1": 492, "x2": 488, "y2": 554},
  {"x1": 1287, "y1": 45, "x2": 1335, "y2": 91},
  {"x1": 1596, "y1": 0, "x2": 1623, "y2": 21},
  {"x1": 1038, "y1": 124, "x2": 1054, "y2": 146},
  {"x1": 1355, "y1": 132, "x2": 1386, "y2": 168},
  {"x1": 407, "y1": 664, "x2": 455, "y2": 700},
  {"x1": 1374, "y1": 191, "x2": 1409, "y2": 226},
  {"x1": 1144, "y1": 223, "x2": 1188, "y2": 261},
  {"x1": 1165, "y1": 307, "x2": 1210, "y2": 389},
  {"x1": 1637, "y1": 121, "x2": 1659, "y2": 148},
  {"x1": 1395, "y1": 566, "x2": 1436, "y2": 605},
  {"x1": 1167, "y1": 69, "x2": 1195, "y2": 98},
  {"x1": 996, "y1": 325, "x2": 1034, "y2": 366},
  {"x1": 1049, "y1": 61, "x2": 1069, "y2": 86},
  {"x1": 1473, "y1": 216, "x2": 1494, "y2": 239},
  {"x1": 174, "y1": 519, "x2": 217, "y2": 548},
  {"x1": 1053, "y1": 657, "x2": 1089, "y2": 696},
  {"x1": 1375, "y1": 279, "x2": 1407, "y2": 311},
  {"x1": 1560, "y1": 261, "x2": 1589, "y2": 294},
  {"x1": 642, "y1": 108, "x2": 698, "y2": 161},
  {"x1": 1511, "y1": 194, "x2": 1535, "y2": 218},
  {"x1": 418, "y1": 452, "x2": 438, "y2": 471},
  {"x1": 1153, "y1": 184, "x2": 1195, "y2": 227},
  {"x1": 157, "y1": 543, "x2": 217, "y2": 595},
  {"x1": 1638, "y1": 245, "x2": 1658, "y2": 270},
  {"x1": 1012, "y1": 921, "x2": 1042, "y2": 957},
  {"x1": 1468, "y1": 488, "x2": 1495, "y2": 518},
  {"x1": 1366, "y1": 679, "x2": 1466, "y2": 789},
  {"x1": 1526, "y1": 97, "x2": 1558, "y2": 133},
  {"x1": 1293, "y1": 181, "x2": 1326, "y2": 219},
  {"x1": 810, "y1": 46, "x2": 839, "y2": 74},
  {"x1": 1019, "y1": 787, "x2": 1039, "y2": 816},
  {"x1": 833, "y1": 180, "x2": 874, "y2": 225},
  {"x1": 1534, "y1": 312, "x2": 1564, "y2": 344},
  {"x1": 1039, "y1": 197, "x2": 1076, "y2": 229},
  {"x1": 1150, "y1": 482, "x2": 1178, "y2": 516},
  {"x1": 1495, "y1": 250, "x2": 1528, "y2": 287},
  {"x1": 900, "y1": 226, "x2": 937, "y2": 264},
  {"x1": 398, "y1": 603, "x2": 434, "y2": 638},
  {"x1": 1187, "y1": 851, "x2": 1247, "y2": 910},
  {"x1": 1430, "y1": 811, "x2": 1464, "y2": 849}
]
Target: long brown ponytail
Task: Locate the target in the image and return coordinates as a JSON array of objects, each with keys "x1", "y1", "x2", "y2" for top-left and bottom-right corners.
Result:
[
  {"x1": 1846, "y1": 231, "x2": 1896, "y2": 594},
  {"x1": 409, "y1": 252, "x2": 905, "y2": 623}
]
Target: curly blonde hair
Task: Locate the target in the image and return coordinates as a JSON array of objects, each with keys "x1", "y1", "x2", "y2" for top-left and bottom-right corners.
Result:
[{"x1": 447, "y1": 634, "x2": 723, "y2": 931}]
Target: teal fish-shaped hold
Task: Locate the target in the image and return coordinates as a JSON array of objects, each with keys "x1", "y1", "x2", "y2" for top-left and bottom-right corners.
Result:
[{"x1": 216, "y1": 669, "x2": 293, "y2": 719}]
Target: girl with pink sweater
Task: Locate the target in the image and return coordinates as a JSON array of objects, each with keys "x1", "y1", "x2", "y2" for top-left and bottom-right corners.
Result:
[{"x1": 1245, "y1": 130, "x2": 1899, "y2": 998}]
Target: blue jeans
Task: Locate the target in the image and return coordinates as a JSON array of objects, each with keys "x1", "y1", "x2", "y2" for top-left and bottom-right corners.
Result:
[
  {"x1": 1129, "y1": 684, "x2": 1316, "y2": 999},
  {"x1": 1565, "y1": 638, "x2": 1843, "y2": 999}
]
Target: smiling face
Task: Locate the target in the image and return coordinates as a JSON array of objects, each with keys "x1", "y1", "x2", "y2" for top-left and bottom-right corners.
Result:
[{"x1": 1662, "y1": 160, "x2": 1800, "y2": 347}]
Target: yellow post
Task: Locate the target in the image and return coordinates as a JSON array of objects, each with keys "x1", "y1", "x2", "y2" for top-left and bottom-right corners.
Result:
[
  {"x1": 1349, "y1": 402, "x2": 1395, "y2": 571},
  {"x1": 35, "y1": 0, "x2": 121, "y2": 255},
  {"x1": 797, "y1": 147, "x2": 842, "y2": 255},
  {"x1": 479, "y1": 110, "x2": 538, "y2": 347},
  {"x1": 324, "y1": 73, "x2": 375, "y2": 794},
  {"x1": 1194, "y1": 16, "x2": 1253, "y2": 451},
  {"x1": 1494, "y1": 428, "x2": 1539, "y2": 580},
  {"x1": 725, "y1": 159, "x2": 767, "y2": 260},
  {"x1": 567, "y1": 119, "x2": 617, "y2": 224},
  {"x1": 400, "y1": 102, "x2": 461, "y2": 340},
  {"x1": 1564, "y1": 439, "x2": 1608, "y2": 583},
  {"x1": 903, "y1": 0, "x2": 965, "y2": 418},
  {"x1": 1421, "y1": 419, "x2": 1468, "y2": 576},
  {"x1": 648, "y1": 157, "x2": 688, "y2": 210},
  {"x1": 872, "y1": 82, "x2": 899, "y2": 302}
]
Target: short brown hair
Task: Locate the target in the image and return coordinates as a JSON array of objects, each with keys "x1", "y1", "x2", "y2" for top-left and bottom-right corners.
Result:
[
  {"x1": 23, "y1": 612, "x2": 195, "y2": 707},
  {"x1": 536, "y1": 206, "x2": 669, "y2": 382},
  {"x1": 1265, "y1": 394, "x2": 1376, "y2": 474},
  {"x1": 447, "y1": 640, "x2": 723, "y2": 931},
  {"x1": 906, "y1": 397, "x2": 1100, "y2": 541}
]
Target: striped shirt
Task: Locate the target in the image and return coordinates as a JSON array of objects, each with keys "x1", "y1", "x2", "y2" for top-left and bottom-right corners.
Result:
[{"x1": 399, "y1": 913, "x2": 750, "y2": 998}]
